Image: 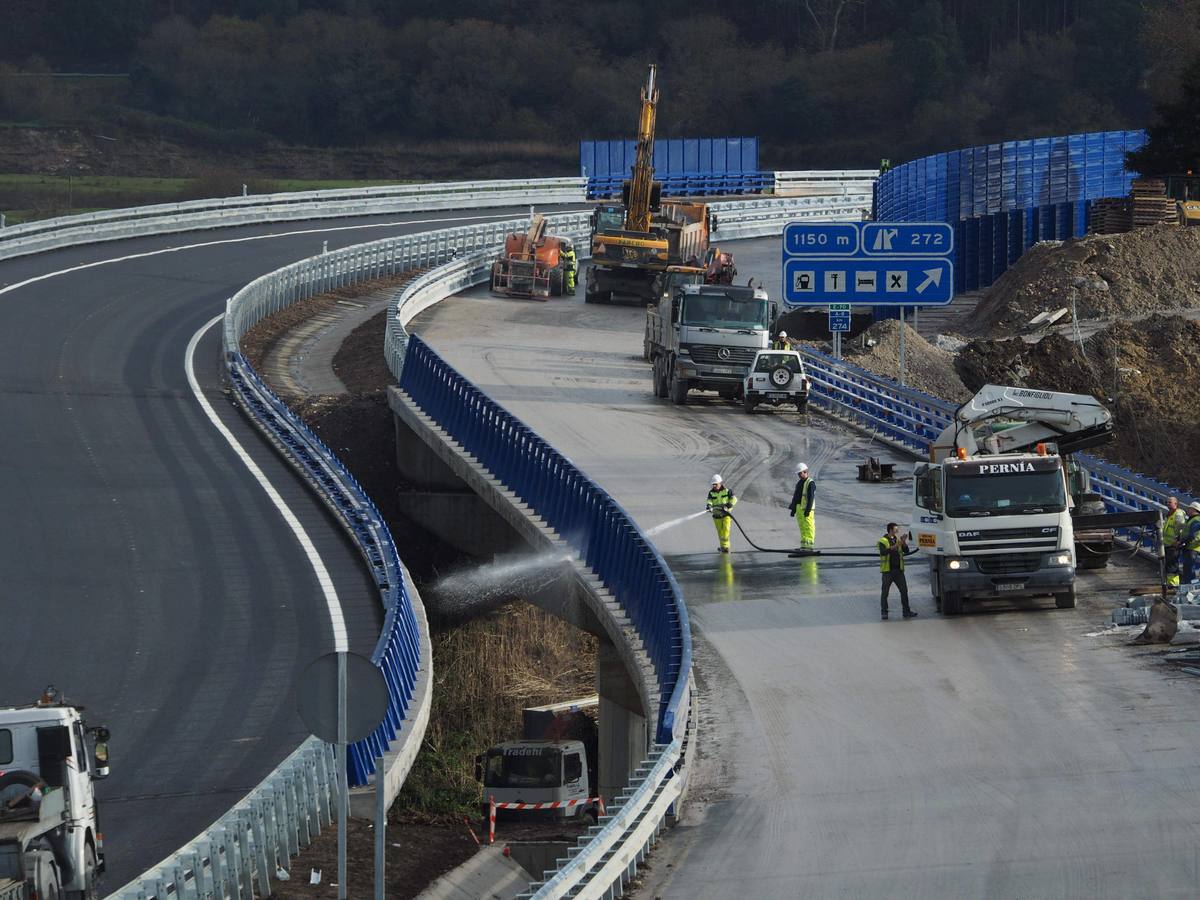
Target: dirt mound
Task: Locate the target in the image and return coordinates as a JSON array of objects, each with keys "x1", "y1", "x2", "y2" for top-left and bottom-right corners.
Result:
[
  {"x1": 841, "y1": 319, "x2": 970, "y2": 401},
  {"x1": 971, "y1": 226, "x2": 1200, "y2": 336},
  {"x1": 956, "y1": 315, "x2": 1200, "y2": 491}
]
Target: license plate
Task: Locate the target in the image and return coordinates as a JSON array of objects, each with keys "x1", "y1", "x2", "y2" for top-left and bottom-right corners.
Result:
[
  {"x1": 767, "y1": 392, "x2": 790, "y2": 399},
  {"x1": 996, "y1": 582, "x2": 1026, "y2": 592},
  {"x1": 710, "y1": 366, "x2": 737, "y2": 374}
]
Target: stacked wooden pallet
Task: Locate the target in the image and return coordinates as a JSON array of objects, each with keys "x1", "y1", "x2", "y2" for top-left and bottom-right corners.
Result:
[
  {"x1": 1131, "y1": 178, "x2": 1178, "y2": 227},
  {"x1": 1090, "y1": 197, "x2": 1132, "y2": 234}
]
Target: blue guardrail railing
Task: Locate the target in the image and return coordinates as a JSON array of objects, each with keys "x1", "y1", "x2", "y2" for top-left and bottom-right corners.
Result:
[{"x1": 398, "y1": 335, "x2": 691, "y2": 742}]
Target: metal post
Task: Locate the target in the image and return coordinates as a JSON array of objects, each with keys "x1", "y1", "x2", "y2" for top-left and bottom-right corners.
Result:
[
  {"x1": 337, "y1": 651, "x2": 347, "y2": 900},
  {"x1": 898, "y1": 307, "x2": 906, "y2": 386},
  {"x1": 913, "y1": 305, "x2": 919, "y2": 335},
  {"x1": 323, "y1": 240, "x2": 328, "y2": 255},
  {"x1": 375, "y1": 756, "x2": 385, "y2": 900},
  {"x1": 1, "y1": 213, "x2": 6, "y2": 228},
  {"x1": 242, "y1": 183, "x2": 248, "y2": 197}
]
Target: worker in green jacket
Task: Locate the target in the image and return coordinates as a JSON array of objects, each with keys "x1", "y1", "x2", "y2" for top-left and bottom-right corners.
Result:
[
  {"x1": 1163, "y1": 496, "x2": 1186, "y2": 587},
  {"x1": 1181, "y1": 502, "x2": 1200, "y2": 585},
  {"x1": 561, "y1": 242, "x2": 577, "y2": 295},
  {"x1": 706, "y1": 474, "x2": 737, "y2": 553},
  {"x1": 878, "y1": 523, "x2": 916, "y2": 620},
  {"x1": 771, "y1": 330, "x2": 791, "y2": 350},
  {"x1": 789, "y1": 463, "x2": 816, "y2": 550}
]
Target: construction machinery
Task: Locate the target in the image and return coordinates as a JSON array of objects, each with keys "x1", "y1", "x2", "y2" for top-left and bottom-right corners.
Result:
[
  {"x1": 585, "y1": 65, "x2": 720, "y2": 305},
  {"x1": 490, "y1": 211, "x2": 575, "y2": 300},
  {"x1": 912, "y1": 385, "x2": 1127, "y2": 615}
]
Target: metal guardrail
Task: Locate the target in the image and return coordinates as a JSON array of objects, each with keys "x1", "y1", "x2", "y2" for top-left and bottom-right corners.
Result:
[
  {"x1": 773, "y1": 169, "x2": 878, "y2": 196},
  {"x1": 796, "y1": 345, "x2": 1196, "y2": 550},
  {"x1": 0, "y1": 177, "x2": 587, "y2": 264}
]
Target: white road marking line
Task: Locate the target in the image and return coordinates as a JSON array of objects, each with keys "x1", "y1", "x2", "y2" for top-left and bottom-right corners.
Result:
[
  {"x1": 186, "y1": 313, "x2": 348, "y2": 652},
  {"x1": 0, "y1": 208, "x2": 587, "y2": 299}
]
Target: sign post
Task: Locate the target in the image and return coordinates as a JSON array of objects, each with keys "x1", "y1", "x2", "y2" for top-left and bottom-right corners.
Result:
[{"x1": 828, "y1": 303, "x2": 851, "y2": 360}]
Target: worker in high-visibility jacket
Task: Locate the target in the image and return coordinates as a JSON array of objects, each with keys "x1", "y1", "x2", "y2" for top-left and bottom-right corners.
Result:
[
  {"x1": 771, "y1": 330, "x2": 791, "y2": 350},
  {"x1": 789, "y1": 463, "x2": 816, "y2": 550},
  {"x1": 878, "y1": 523, "x2": 916, "y2": 620},
  {"x1": 706, "y1": 474, "x2": 737, "y2": 553},
  {"x1": 1163, "y1": 496, "x2": 1187, "y2": 587},
  {"x1": 1181, "y1": 501, "x2": 1200, "y2": 585},
  {"x1": 561, "y1": 242, "x2": 578, "y2": 295}
]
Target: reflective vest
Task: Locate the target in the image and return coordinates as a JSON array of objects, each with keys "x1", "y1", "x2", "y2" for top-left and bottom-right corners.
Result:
[
  {"x1": 1186, "y1": 515, "x2": 1200, "y2": 552},
  {"x1": 1164, "y1": 508, "x2": 1186, "y2": 546},
  {"x1": 797, "y1": 477, "x2": 814, "y2": 514},
  {"x1": 771, "y1": 339, "x2": 789, "y2": 350},
  {"x1": 561, "y1": 247, "x2": 577, "y2": 271},
  {"x1": 707, "y1": 487, "x2": 736, "y2": 518},
  {"x1": 878, "y1": 536, "x2": 904, "y2": 572}
]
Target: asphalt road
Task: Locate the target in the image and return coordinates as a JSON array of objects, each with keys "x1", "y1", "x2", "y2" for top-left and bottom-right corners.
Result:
[
  {"x1": 0, "y1": 204, "x2": 584, "y2": 893},
  {"x1": 411, "y1": 263, "x2": 1200, "y2": 899}
]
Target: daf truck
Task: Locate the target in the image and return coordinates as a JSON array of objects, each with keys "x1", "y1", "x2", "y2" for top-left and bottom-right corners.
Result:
[
  {"x1": 0, "y1": 689, "x2": 110, "y2": 900},
  {"x1": 913, "y1": 385, "x2": 1114, "y2": 615}
]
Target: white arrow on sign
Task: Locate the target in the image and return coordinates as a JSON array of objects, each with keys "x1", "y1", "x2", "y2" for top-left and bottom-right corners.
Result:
[
  {"x1": 915, "y1": 268, "x2": 943, "y2": 295},
  {"x1": 872, "y1": 228, "x2": 898, "y2": 251}
]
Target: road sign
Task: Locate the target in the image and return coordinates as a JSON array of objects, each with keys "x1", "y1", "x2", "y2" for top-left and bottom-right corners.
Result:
[
  {"x1": 782, "y1": 222, "x2": 860, "y2": 256},
  {"x1": 861, "y1": 222, "x2": 954, "y2": 257},
  {"x1": 782, "y1": 220, "x2": 955, "y2": 307},
  {"x1": 828, "y1": 304, "x2": 851, "y2": 333}
]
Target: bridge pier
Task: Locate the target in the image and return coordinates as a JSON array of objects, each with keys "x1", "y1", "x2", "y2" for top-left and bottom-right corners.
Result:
[{"x1": 596, "y1": 640, "x2": 648, "y2": 805}]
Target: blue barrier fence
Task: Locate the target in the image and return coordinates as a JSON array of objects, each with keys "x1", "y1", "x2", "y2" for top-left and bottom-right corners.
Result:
[
  {"x1": 874, "y1": 129, "x2": 1147, "y2": 292},
  {"x1": 580, "y1": 137, "x2": 765, "y2": 198},
  {"x1": 228, "y1": 353, "x2": 423, "y2": 786},
  {"x1": 398, "y1": 335, "x2": 691, "y2": 743}
]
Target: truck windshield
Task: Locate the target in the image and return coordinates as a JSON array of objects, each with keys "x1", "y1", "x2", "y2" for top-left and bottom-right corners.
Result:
[
  {"x1": 682, "y1": 295, "x2": 769, "y2": 330},
  {"x1": 595, "y1": 209, "x2": 624, "y2": 232},
  {"x1": 945, "y1": 471, "x2": 1067, "y2": 517},
  {"x1": 484, "y1": 749, "x2": 561, "y2": 788}
]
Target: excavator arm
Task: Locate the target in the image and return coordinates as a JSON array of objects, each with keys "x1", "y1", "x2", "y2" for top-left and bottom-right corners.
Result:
[
  {"x1": 624, "y1": 65, "x2": 659, "y2": 234},
  {"x1": 933, "y1": 384, "x2": 1113, "y2": 460}
]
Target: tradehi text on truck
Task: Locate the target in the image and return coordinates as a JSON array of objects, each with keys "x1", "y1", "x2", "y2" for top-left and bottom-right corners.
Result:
[
  {"x1": 0, "y1": 688, "x2": 110, "y2": 900},
  {"x1": 644, "y1": 283, "x2": 776, "y2": 404},
  {"x1": 912, "y1": 384, "x2": 1125, "y2": 616}
]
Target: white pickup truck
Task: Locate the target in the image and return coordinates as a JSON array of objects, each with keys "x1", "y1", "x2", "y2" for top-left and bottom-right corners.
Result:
[
  {"x1": 0, "y1": 690, "x2": 110, "y2": 899},
  {"x1": 742, "y1": 349, "x2": 811, "y2": 414}
]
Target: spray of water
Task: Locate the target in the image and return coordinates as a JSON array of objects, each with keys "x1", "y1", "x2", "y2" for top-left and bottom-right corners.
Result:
[
  {"x1": 425, "y1": 548, "x2": 574, "y2": 623},
  {"x1": 645, "y1": 509, "x2": 709, "y2": 537}
]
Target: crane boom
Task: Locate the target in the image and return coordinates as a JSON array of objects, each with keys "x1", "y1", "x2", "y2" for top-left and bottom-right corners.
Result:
[
  {"x1": 625, "y1": 64, "x2": 659, "y2": 233},
  {"x1": 932, "y1": 384, "x2": 1113, "y2": 461}
]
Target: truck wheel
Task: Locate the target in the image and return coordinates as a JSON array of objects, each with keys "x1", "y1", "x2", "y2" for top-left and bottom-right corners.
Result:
[
  {"x1": 941, "y1": 591, "x2": 963, "y2": 616},
  {"x1": 1055, "y1": 587, "x2": 1077, "y2": 609},
  {"x1": 579, "y1": 806, "x2": 598, "y2": 825},
  {"x1": 653, "y1": 359, "x2": 668, "y2": 399},
  {"x1": 549, "y1": 267, "x2": 564, "y2": 296},
  {"x1": 74, "y1": 845, "x2": 98, "y2": 900},
  {"x1": 643, "y1": 339, "x2": 651, "y2": 362},
  {"x1": 743, "y1": 395, "x2": 757, "y2": 413},
  {"x1": 796, "y1": 394, "x2": 809, "y2": 413},
  {"x1": 669, "y1": 367, "x2": 688, "y2": 405}
]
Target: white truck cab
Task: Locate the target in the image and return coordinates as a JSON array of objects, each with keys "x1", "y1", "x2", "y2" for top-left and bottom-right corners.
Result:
[
  {"x1": 481, "y1": 740, "x2": 597, "y2": 820},
  {"x1": 743, "y1": 349, "x2": 810, "y2": 413},
  {"x1": 0, "y1": 689, "x2": 110, "y2": 899}
]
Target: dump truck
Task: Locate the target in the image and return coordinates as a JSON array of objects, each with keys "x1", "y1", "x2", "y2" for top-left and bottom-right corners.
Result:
[
  {"x1": 476, "y1": 696, "x2": 600, "y2": 823},
  {"x1": 0, "y1": 688, "x2": 110, "y2": 899},
  {"x1": 584, "y1": 65, "x2": 722, "y2": 305},
  {"x1": 490, "y1": 212, "x2": 575, "y2": 300},
  {"x1": 913, "y1": 385, "x2": 1159, "y2": 615},
  {"x1": 645, "y1": 283, "x2": 776, "y2": 404}
]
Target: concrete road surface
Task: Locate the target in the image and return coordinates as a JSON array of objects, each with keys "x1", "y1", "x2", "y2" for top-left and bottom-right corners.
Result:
[{"x1": 411, "y1": 260, "x2": 1200, "y2": 899}]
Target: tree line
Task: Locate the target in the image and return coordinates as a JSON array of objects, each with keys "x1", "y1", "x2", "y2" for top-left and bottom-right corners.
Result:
[{"x1": 0, "y1": 0, "x2": 1195, "y2": 167}]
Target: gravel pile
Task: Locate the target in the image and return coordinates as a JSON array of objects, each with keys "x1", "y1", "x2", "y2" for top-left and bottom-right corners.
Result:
[
  {"x1": 842, "y1": 319, "x2": 970, "y2": 401},
  {"x1": 971, "y1": 225, "x2": 1200, "y2": 336}
]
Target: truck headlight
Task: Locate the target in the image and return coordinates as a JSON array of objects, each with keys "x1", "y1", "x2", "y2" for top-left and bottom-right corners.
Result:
[
  {"x1": 677, "y1": 347, "x2": 690, "y2": 356},
  {"x1": 946, "y1": 558, "x2": 970, "y2": 571},
  {"x1": 1048, "y1": 552, "x2": 1072, "y2": 566}
]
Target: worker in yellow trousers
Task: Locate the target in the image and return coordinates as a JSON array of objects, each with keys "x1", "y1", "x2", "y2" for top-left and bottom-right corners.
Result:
[
  {"x1": 1164, "y1": 496, "x2": 1186, "y2": 587},
  {"x1": 706, "y1": 474, "x2": 737, "y2": 553},
  {"x1": 561, "y1": 242, "x2": 577, "y2": 295},
  {"x1": 789, "y1": 463, "x2": 816, "y2": 550}
]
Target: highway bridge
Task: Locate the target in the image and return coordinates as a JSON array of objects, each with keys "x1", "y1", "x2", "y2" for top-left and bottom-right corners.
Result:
[{"x1": 4, "y1": 187, "x2": 1200, "y2": 898}]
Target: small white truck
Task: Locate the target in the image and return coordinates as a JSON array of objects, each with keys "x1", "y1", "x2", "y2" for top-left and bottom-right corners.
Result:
[
  {"x1": 0, "y1": 689, "x2": 110, "y2": 900},
  {"x1": 742, "y1": 349, "x2": 811, "y2": 414}
]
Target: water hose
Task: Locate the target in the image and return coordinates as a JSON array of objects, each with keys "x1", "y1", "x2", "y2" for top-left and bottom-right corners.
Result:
[{"x1": 714, "y1": 509, "x2": 920, "y2": 559}]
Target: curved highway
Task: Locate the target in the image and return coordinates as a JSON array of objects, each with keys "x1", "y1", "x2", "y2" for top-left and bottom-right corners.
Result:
[
  {"x1": 410, "y1": 254, "x2": 1200, "y2": 899},
  {"x1": 0, "y1": 204, "x2": 580, "y2": 891}
]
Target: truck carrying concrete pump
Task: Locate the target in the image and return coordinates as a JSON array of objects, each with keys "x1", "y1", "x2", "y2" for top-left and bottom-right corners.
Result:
[
  {"x1": 584, "y1": 64, "x2": 723, "y2": 305},
  {"x1": 913, "y1": 385, "x2": 1120, "y2": 615},
  {"x1": 0, "y1": 687, "x2": 110, "y2": 900}
]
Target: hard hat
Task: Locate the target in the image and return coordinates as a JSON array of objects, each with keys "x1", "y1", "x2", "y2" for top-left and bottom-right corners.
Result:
[
  {"x1": 796, "y1": 463, "x2": 809, "y2": 474},
  {"x1": 711, "y1": 474, "x2": 723, "y2": 485},
  {"x1": 1189, "y1": 501, "x2": 1200, "y2": 514},
  {"x1": 779, "y1": 331, "x2": 788, "y2": 338}
]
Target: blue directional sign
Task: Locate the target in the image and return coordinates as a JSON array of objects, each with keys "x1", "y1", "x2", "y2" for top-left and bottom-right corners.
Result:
[
  {"x1": 782, "y1": 222, "x2": 860, "y2": 256},
  {"x1": 782, "y1": 220, "x2": 955, "y2": 307},
  {"x1": 861, "y1": 222, "x2": 954, "y2": 257},
  {"x1": 828, "y1": 304, "x2": 851, "y2": 333}
]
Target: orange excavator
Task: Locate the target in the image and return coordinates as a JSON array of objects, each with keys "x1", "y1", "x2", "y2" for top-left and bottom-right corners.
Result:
[{"x1": 490, "y1": 212, "x2": 575, "y2": 300}]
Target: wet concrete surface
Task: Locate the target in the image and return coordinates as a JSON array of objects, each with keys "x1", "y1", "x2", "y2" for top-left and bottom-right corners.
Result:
[{"x1": 410, "y1": 254, "x2": 1200, "y2": 899}]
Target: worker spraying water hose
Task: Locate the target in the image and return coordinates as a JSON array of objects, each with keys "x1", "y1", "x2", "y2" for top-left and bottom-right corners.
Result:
[{"x1": 721, "y1": 509, "x2": 922, "y2": 559}]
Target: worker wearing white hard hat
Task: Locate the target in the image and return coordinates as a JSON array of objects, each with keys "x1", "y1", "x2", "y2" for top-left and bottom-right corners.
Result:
[
  {"x1": 1182, "y1": 501, "x2": 1200, "y2": 584},
  {"x1": 1164, "y1": 497, "x2": 1186, "y2": 587},
  {"x1": 771, "y1": 330, "x2": 791, "y2": 351},
  {"x1": 706, "y1": 474, "x2": 738, "y2": 553},
  {"x1": 788, "y1": 463, "x2": 816, "y2": 551}
]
